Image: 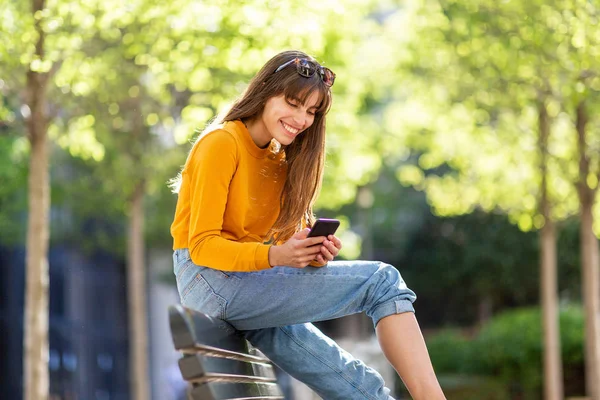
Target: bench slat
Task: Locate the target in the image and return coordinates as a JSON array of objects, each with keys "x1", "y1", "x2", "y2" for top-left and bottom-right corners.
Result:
[
  {"x1": 178, "y1": 343, "x2": 269, "y2": 363},
  {"x1": 179, "y1": 353, "x2": 277, "y2": 382},
  {"x1": 187, "y1": 373, "x2": 276, "y2": 384}
]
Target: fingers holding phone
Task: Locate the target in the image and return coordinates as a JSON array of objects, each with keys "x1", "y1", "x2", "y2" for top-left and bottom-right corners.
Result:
[
  {"x1": 268, "y1": 228, "x2": 327, "y2": 268},
  {"x1": 327, "y1": 234, "x2": 342, "y2": 251},
  {"x1": 315, "y1": 235, "x2": 342, "y2": 263},
  {"x1": 308, "y1": 219, "x2": 342, "y2": 264},
  {"x1": 268, "y1": 219, "x2": 343, "y2": 268}
]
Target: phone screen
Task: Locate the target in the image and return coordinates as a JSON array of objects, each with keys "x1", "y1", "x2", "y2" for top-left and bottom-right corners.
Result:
[{"x1": 307, "y1": 218, "x2": 340, "y2": 238}]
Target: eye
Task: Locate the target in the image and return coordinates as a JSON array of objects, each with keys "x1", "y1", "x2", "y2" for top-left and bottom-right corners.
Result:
[
  {"x1": 307, "y1": 110, "x2": 316, "y2": 116},
  {"x1": 286, "y1": 99, "x2": 299, "y2": 108}
]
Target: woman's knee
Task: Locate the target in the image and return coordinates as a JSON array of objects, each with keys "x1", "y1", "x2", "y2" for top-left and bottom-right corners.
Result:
[
  {"x1": 365, "y1": 263, "x2": 417, "y2": 328},
  {"x1": 376, "y1": 262, "x2": 409, "y2": 289},
  {"x1": 371, "y1": 262, "x2": 417, "y2": 304}
]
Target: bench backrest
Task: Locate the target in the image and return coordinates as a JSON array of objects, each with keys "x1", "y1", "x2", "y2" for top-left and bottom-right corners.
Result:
[{"x1": 168, "y1": 304, "x2": 284, "y2": 400}]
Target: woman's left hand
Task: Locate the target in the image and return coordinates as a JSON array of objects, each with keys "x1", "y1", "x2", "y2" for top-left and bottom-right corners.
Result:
[{"x1": 315, "y1": 234, "x2": 343, "y2": 264}]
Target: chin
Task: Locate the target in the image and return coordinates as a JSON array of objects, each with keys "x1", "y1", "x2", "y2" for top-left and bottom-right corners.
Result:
[
  {"x1": 275, "y1": 133, "x2": 295, "y2": 145},
  {"x1": 280, "y1": 137, "x2": 297, "y2": 146}
]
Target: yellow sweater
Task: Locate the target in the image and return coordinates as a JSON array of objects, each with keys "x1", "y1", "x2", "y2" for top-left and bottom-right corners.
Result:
[{"x1": 171, "y1": 120, "x2": 286, "y2": 271}]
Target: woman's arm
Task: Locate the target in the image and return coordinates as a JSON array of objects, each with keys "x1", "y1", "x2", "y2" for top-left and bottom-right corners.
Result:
[{"x1": 186, "y1": 130, "x2": 272, "y2": 271}]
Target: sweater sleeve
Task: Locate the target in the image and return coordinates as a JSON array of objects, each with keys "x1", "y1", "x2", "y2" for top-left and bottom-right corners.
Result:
[{"x1": 186, "y1": 130, "x2": 272, "y2": 271}]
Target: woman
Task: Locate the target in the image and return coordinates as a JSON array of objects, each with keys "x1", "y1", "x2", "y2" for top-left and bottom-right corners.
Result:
[{"x1": 170, "y1": 50, "x2": 445, "y2": 400}]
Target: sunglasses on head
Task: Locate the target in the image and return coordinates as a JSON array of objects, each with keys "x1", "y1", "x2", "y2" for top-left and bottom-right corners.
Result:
[{"x1": 274, "y1": 57, "x2": 336, "y2": 87}]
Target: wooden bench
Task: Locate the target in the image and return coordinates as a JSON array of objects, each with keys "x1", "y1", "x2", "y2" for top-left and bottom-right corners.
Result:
[{"x1": 168, "y1": 304, "x2": 284, "y2": 400}]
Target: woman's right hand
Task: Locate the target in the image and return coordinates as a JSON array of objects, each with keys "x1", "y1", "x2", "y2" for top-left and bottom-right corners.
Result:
[{"x1": 268, "y1": 228, "x2": 326, "y2": 268}]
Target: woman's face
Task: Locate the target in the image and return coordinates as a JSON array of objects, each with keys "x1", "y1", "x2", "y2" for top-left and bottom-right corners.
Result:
[{"x1": 258, "y1": 92, "x2": 320, "y2": 146}]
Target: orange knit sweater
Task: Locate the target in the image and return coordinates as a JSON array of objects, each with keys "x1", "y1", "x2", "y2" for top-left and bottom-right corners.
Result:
[{"x1": 171, "y1": 120, "x2": 286, "y2": 271}]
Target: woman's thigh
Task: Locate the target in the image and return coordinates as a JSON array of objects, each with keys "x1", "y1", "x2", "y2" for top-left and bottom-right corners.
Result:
[
  {"x1": 174, "y1": 249, "x2": 415, "y2": 330},
  {"x1": 191, "y1": 263, "x2": 414, "y2": 332}
]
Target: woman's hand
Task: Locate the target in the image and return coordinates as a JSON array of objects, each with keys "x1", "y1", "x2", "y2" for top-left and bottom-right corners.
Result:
[
  {"x1": 314, "y1": 234, "x2": 342, "y2": 265},
  {"x1": 268, "y1": 228, "x2": 326, "y2": 268}
]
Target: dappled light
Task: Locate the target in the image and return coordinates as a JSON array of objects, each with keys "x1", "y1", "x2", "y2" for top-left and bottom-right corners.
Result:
[{"x1": 1, "y1": 0, "x2": 600, "y2": 399}]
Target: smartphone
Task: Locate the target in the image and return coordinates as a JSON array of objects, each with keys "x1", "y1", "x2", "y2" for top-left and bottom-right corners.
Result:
[{"x1": 307, "y1": 218, "x2": 340, "y2": 238}]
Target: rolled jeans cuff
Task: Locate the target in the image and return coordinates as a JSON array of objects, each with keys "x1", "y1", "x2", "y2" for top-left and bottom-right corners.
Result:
[{"x1": 371, "y1": 299, "x2": 415, "y2": 328}]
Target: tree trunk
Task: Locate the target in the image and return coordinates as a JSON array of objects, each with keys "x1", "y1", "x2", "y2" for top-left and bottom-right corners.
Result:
[
  {"x1": 576, "y1": 100, "x2": 600, "y2": 400},
  {"x1": 538, "y1": 101, "x2": 563, "y2": 400},
  {"x1": 127, "y1": 180, "x2": 150, "y2": 400},
  {"x1": 23, "y1": 0, "x2": 50, "y2": 399},
  {"x1": 540, "y1": 221, "x2": 562, "y2": 400}
]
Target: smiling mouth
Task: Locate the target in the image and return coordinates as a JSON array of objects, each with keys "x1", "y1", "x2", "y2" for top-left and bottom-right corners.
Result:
[{"x1": 281, "y1": 121, "x2": 300, "y2": 136}]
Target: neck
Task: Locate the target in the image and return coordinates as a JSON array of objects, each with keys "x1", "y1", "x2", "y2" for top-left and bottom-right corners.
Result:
[{"x1": 243, "y1": 118, "x2": 271, "y2": 149}]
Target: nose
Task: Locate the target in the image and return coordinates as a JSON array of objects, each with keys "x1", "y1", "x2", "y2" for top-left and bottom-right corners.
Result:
[
  {"x1": 292, "y1": 109, "x2": 306, "y2": 128},
  {"x1": 295, "y1": 108, "x2": 314, "y2": 127}
]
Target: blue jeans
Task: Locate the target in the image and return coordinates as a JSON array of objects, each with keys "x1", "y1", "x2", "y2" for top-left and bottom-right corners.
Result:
[{"x1": 173, "y1": 248, "x2": 417, "y2": 400}]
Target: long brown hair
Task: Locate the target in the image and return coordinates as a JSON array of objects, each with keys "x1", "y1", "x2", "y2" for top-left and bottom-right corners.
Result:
[{"x1": 172, "y1": 50, "x2": 333, "y2": 242}]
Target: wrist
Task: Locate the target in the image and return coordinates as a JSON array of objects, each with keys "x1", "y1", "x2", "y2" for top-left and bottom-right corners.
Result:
[{"x1": 268, "y1": 245, "x2": 280, "y2": 267}]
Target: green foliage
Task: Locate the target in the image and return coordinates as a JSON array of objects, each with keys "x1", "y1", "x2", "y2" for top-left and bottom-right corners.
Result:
[
  {"x1": 0, "y1": 0, "x2": 589, "y2": 330},
  {"x1": 1, "y1": 0, "x2": 407, "y2": 256},
  {"x1": 427, "y1": 329, "x2": 474, "y2": 374},
  {"x1": 388, "y1": 0, "x2": 600, "y2": 230},
  {"x1": 335, "y1": 162, "x2": 583, "y2": 327},
  {"x1": 425, "y1": 306, "x2": 586, "y2": 399},
  {"x1": 398, "y1": 209, "x2": 540, "y2": 325},
  {"x1": 2, "y1": 1, "x2": 595, "y2": 398},
  {"x1": 423, "y1": 331, "x2": 511, "y2": 399},
  {"x1": 49, "y1": 144, "x2": 128, "y2": 255},
  {"x1": 0, "y1": 131, "x2": 28, "y2": 245},
  {"x1": 474, "y1": 308, "x2": 545, "y2": 396}
]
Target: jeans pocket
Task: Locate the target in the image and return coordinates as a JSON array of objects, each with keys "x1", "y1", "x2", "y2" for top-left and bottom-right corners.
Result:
[{"x1": 180, "y1": 271, "x2": 227, "y2": 319}]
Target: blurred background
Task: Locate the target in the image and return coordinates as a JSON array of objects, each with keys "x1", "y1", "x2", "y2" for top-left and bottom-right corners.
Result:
[{"x1": 1, "y1": 0, "x2": 599, "y2": 399}]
